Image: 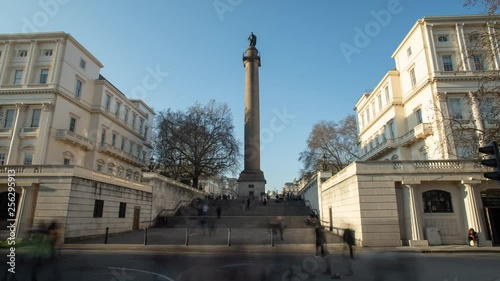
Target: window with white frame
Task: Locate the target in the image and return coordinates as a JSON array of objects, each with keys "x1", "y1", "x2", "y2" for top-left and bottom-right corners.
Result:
[
  {"x1": 111, "y1": 133, "x2": 117, "y2": 146},
  {"x1": 129, "y1": 141, "x2": 134, "y2": 154},
  {"x1": 69, "y1": 116, "x2": 77, "y2": 132},
  {"x1": 384, "y1": 86, "x2": 390, "y2": 103},
  {"x1": 115, "y1": 102, "x2": 121, "y2": 117},
  {"x1": 75, "y1": 79, "x2": 82, "y2": 97},
  {"x1": 457, "y1": 145, "x2": 471, "y2": 159},
  {"x1": 144, "y1": 126, "x2": 149, "y2": 139},
  {"x1": 377, "y1": 95, "x2": 382, "y2": 110},
  {"x1": 415, "y1": 108, "x2": 423, "y2": 124},
  {"x1": 132, "y1": 114, "x2": 137, "y2": 129},
  {"x1": 473, "y1": 54, "x2": 486, "y2": 71},
  {"x1": 136, "y1": 145, "x2": 141, "y2": 157},
  {"x1": 23, "y1": 153, "x2": 33, "y2": 165},
  {"x1": 100, "y1": 128, "x2": 106, "y2": 144},
  {"x1": 437, "y1": 35, "x2": 449, "y2": 42},
  {"x1": 13, "y1": 70, "x2": 23, "y2": 85},
  {"x1": 80, "y1": 59, "x2": 86, "y2": 69},
  {"x1": 360, "y1": 113, "x2": 365, "y2": 127},
  {"x1": 409, "y1": 68, "x2": 416, "y2": 87},
  {"x1": 0, "y1": 153, "x2": 5, "y2": 165},
  {"x1": 4, "y1": 109, "x2": 15, "y2": 128},
  {"x1": 126, "y1": 169, "x2": 132, "y2": 179},
  {"x1": 121, "y1": 137, "x2": 126, "y2": 150},
  {"x1": 366, "y1": 108, "x2": 370, "y2": 123},
  {"x1": 442, "y1": 55, "x2": 453, "y2": 71},
  {"x1": 43, "y1": 49, "x2": 53, "y2": 56},
  {"x1": 17, "y1": 50, "x2": 28, "y2": 57},
  {"x1": 448, "y1": 98, "x2": 463, "y2": 119},
  {"x1": 468, "y1": 34, "x2": 479, "y2": 45},
  {"x1": 31, "y1": 109, "x2": 41, "y2": 128},
  {"x1": 407, "y1": 47, "x2": 412, "y2": 57},
  {"x1": 105, "y1": 94, "x2": 111, "y2": 110},
  {"x1": 387, "y1": 121, "x2": 395, "y2": 139},
  {"x1": 139, "y1": 118, "x2": 144, "y2": 133},
  {"x1": 39, "y1": 68, "x2": 49, "y2": 84},
  {"x1": 63, "y1": 158, "x2": 71, "y2": 165},
  {"x1": 124, "y1": 108, "x2": 129, "y2": 123},
  {"x1": 371, "y1": 101, "x2": 376, "y2": 117}
]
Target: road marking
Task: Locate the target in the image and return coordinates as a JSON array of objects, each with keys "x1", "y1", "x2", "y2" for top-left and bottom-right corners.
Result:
[{"x1": 108, "y1": 267, "x2": 175, "y2": 281}]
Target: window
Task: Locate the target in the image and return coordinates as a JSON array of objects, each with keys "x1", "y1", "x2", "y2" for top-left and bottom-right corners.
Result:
[
  {"x1": 43, "y1": 49, "x2": 53, "y2": 56},
  {"x1": 111, "y1": 133, "x2": 117, "y2": 146},
  {"x1": 360, "y1": 113, "x2": 365, "y2": 127},
  {"x1": 442, "y1": 55, "x2": 453, "y2": 71},
  {"x1": 13, "y1": 70, "x2": 23, "y2": 85},
  {"x1": 80, "y1": 59, "x2": 86, "y2": 69},
  {"x1": 93, "y1": 200, "x2": 104, "y2": 218},
  {"x1": 139, "y1": 118, "x2": 144, "y2": 133},
  {"x1": 100, "y1": 129, "x2": 106, "y2": 144},
  {"x1": 39, "y1": 69, "x2": 49, "y2": 84},
  {"x1": 473, "y1": 54, "x2": 485, "y2": 71},
  {"x1": 409, "y1": 68, "x2": 416, "y2": 87},
  {"x1": 108, "y1": 167, "x2": 114, "y2": 174},
  {"x1": 448, "y1": 98, "x2": 463, "y2": 119},
  {"x1": 23, "y1": 153, "x2": 33, "y2": 165},
  {"x1": 249, "y1": 184, "x2": 254, "y2": 188},
  {"x1": 126, "y1": 169, "x2": 132, "y2": 179},
  {"x1": 384, "y1": 86, "x2": 390, "y2": 103},
  {"x1": 0, "y1": 153, "x2": 5, "y2": 165},
  {"x1": 407, "y1": 47, "x2": 412, "y2": 57},
  {"x1": 63, "y1": 158, "x2": 70, "y2": 165},
  {"x1": 75, "y1": 79, "x2": 82, "y2": 97},
  {"x1": 129, "y1": 141, "x2": 134, "y2": 154},
  {"x1": 366, "y1": 108, "x2": 370, "y2": 123},
  {"x1": 17, "y1": 50, "x2": 28, "y2": 57},
  {"x1": 119, "y1": 202, "x2": 126, "y2": 218},
  {"x1": 377, "y1": 95, "x2": 382, "y2": 110},
  {"x1": 142, "y1": 151, "x2": 146, "y2": 161},
  {"x1": 69, "y1": 117, "x2": 77, "y2": 132},
  {"x1": 97, "y1": 164, "x2": 103, "y2": 172},
  {"x1": 105, "y1": 94, "x2": 111, "y2": 110},
  {"x1": 132, "y1": 114, "x2": 137, "y2": 129},
  {"x1": 31, "y1": 109, "x2": 41, "y2": 128},
  {"x1": 121, "y1": 137, "x2": 125, "y2": 150},
  {"x1": 144, "y1": 126, "x2": 149, "y2": 139},
  {"x1": 371, "y1": 101, "x2": 376, "y2": 117},
  {"x1": 136, "y1": 145, "x2": 141, "y2": 157},
  {"x1": 422, "y1": 190, "x2": 453, "y2": 213},
  {"x1": 388, "y1": 121, "x2": 395, "y2": 139},
  {"x1": 4, "y1": 109, "x2": 15, "y2": 128},
  {"x1": 457, "y1": 145, "x2": 471, "y2": 159},
  {"x1": 115, "y1": 102, "x2": 121, "y2": 117},
  {"x1": 124, "y1": 108, "x2": 129, "y2": 123},
  {"x1": 415, "y1": 108, "x2": 423, "y2": 124},
  {"x1": 437, "y1": 35, "x2": 448, "y2": 42},
  {"x1": 468, "y1": 34, "x2": 479, "y2": 45}
]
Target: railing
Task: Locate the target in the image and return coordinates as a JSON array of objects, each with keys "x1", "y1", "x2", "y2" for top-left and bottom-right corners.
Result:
[
  {"x1": 0, "y1": 165, "x2": 45, "y2": 173},
  {"x1": 399, "y1": 129, "x2": 416, "y2": 146},
  {"x1": 56, "y1": 129, "x2": 94, "y2": 149},
  {"x1": 141, "y1": 195, "x2": 195, "y2": 227},
  {"x1": 98, "y1": 143, "x2": 145, "y2": 166},
  {"x1": 413, "y1": 123, "x2": 432, "y2": 138},
  {"x1": 360, "y1": 138, "x2": 396, "y2": 160},
  {"x1": 0, "y1": 128, "x2": 12, "y2": 137},
  {"x1": 20, "y1": 127, "x2": 39, "y2": 138}
]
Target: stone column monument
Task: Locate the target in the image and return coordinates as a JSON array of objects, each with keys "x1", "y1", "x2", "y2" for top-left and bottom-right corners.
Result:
[{"x1": 238, "y1": 32, "x2": 266, "y2": 198}]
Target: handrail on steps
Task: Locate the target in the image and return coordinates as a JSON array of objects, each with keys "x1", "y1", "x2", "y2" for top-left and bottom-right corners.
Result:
[{"x1": 141, "y1": 194, "x2": 195, "y2": 227}]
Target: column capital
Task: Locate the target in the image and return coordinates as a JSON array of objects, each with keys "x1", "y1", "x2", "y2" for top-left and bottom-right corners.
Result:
[
  {"x1": 16, "y1": 103, "x2": 27, "y2": 112},
  {"x1": 42, "y1": 102, "x2": 55, "y2": 111},
  {"x1": 461, "y1": 179, "x2": 482, "y2": 185},
  {"x1": 402, "y1": 180, "x2": 421, "y2": 186}
]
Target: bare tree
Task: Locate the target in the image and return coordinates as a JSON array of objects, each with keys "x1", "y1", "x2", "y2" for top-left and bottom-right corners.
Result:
[
  {"x1": 299, "y1": 114, "x2": 359, "y2": 176},
  {"x1": 154, "y1": 100, "x2": 241, "y2": 188},
  {"x1": 464, "y1": 0, "x2": 499, "y2": 14}
]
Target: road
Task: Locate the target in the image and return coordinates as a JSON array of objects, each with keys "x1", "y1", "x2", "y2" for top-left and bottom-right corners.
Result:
[{"x1": 1, "y1": 250, "x2": 500, "y2": 281}]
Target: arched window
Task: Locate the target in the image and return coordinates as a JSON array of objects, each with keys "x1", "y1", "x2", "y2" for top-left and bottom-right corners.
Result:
[{"x1": 422, "y1": 190, "x2": 453, "y2": 213}]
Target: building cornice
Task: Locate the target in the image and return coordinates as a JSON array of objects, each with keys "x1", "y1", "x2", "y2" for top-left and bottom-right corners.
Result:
[{"x1": 95, "y1": 80, "x2": 152, "y2": 119}]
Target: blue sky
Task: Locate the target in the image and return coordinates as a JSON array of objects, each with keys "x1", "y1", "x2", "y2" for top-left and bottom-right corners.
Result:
[{"x1": 0, "y1": 0, "x2": 485, "y2": 191}]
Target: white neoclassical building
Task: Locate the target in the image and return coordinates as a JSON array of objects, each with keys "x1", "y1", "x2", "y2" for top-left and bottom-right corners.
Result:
[
  {"x1": 0, "y1": 32, "x2": 205, "y2": 241},
  {"x1": 319, "y1": 15, "x2": 500, "y2": 247}
]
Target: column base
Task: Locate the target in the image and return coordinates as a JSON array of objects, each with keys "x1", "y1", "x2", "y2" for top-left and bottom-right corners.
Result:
[
  {"x1": 408, "y1": 240, "x2": 429, "y2": 247},
  {"x1": 238, "y1": 169, "x2": 266, "y2": 198}
]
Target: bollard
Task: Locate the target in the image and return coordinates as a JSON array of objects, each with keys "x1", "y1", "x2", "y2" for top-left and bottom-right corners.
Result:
[
  {"x1": 144, "y1": 228, "x2": 148, "y2": 245},
  {"x1": 104, "y1": 227, "x2": 109, "y2": 244},
  {"x1": 271, "y1": 228, "x2": 274, "y2": 247},
  {"x1": 185, "y1": 228, "x2": 189, "y2": 246},
  {"x1": 227, "y1": 228, "x2": 231, "y2": 246}
]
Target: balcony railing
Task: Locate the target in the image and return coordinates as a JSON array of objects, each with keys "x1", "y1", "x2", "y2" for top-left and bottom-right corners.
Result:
[
  {"x1": 19, "y1": 127, "x2": 39, "y2": 138},
  {"x1": 98, "y1": 143, "x2": 145, "y2": 166},
  {"x1": 413, "y1": 123, "x2": 433, "y2": 138},
  {"x1": 0, "y1": 128, "x2": 12, "y2": 138},
  {"x1": 360, "y1": 138, "x2": 396, "y2": 160},
  {"x1": 56, "y1": 129, "x2": 94, "y2": 150}
]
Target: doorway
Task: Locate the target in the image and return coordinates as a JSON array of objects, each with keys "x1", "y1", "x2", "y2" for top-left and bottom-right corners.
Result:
[
  {"x1": 481, "y1": 190, "x2": 500, "y2": 246},
  {"x1": 133, "y1": 207, "x2": 140, "y2": 230}
]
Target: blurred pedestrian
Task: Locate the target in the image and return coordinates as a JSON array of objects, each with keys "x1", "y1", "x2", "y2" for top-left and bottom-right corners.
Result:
[
  {"x1": 277, "y1": 216, "x2": 285, "y2": 241},
  {"x1": 242, "y1": 200, "x2": 245, "y2": 211},
  {"x1": 343, "y1": 227, "x2": 355, "y2": 259},
  {"x1": 314, "y1": 219, "x2": 327, "y2": 259},
  {"x1": 216, "y1": 205, "x2": 222, "y2": 219},
  {"x1": 246, "y1": 198, "x2": 250, "y2": 210}
]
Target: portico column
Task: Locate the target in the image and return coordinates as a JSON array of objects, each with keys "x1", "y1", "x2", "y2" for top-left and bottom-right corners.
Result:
[
  {"x1": 15, "y1": 184, "x2": 38, "y2": 239},
  {"x1": 36, "y1": 101, "x2": 55, "y2": 164},
  {"x1": 6, "y1": 103, "x2": 28, "y2": 165},
  {"x1": 25, "y1": 40, "x2": 38, "y2": 85},
  {"x1": 403, "y1": 182, "x2": 428, "y2": 246},
  {"x1": 456, "y1": 23, "x2": 469, "y2": 71},
  {"x1": 426, "y1": 25, "x2": 438, "y2": 72},
  {"x1": 0, "y1": 41, "x2": 12, "y2": 84},
  {"x1": 487, "y1": 21, "x2": 500, "y2": 70},
  {"x1": 468, "y1": 91, "x2": 485, "y2": 146},
  {"x1": 461, "y1": 181, "x2": 492, "y2": 246}
]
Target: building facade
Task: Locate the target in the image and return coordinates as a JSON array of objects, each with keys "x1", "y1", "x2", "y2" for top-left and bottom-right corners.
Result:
[
  {"x1": 0, "y1": 32, "x2": 205, "y2": 241},
  {"x1": 320, "y1": 15, "x2": 500, "y2": 247}
]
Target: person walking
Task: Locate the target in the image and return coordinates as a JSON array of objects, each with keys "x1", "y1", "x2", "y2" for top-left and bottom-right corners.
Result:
[
  {"x1": 216, "y1": 205, "x2": 222, "y2": 219},
  {"x1": 241, "y1": 200, "x2": 246, "y2": 211},
  {"x1": 314, "y1": 219, "x2": 327, "y2": 259},
  {"x1": 343, "y1": 227, "x2": 355, "y2": 259},
  {"x1": 246, "y1": 198, "x2": 250, "y2": 210},
  {"x1": 277, "y1": 216, "x2": 285, "y2": 241}
]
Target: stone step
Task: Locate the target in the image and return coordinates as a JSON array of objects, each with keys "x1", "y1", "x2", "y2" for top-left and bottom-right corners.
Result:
[{"x1": 162, "y1": 216, "x2": 310, "y2": 229}]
